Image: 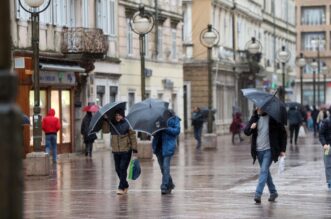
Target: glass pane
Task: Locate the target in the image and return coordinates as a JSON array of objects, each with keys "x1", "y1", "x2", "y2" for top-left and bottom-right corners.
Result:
[
  {"x1": 61, "y1": 90, "x2": 71, "y2": 143},
  {"x1": 29, "y1": 90, "x2": 47, "y2": 146},
  {"x1": 51, "y1": 90, "x2": 61, "y2": 144}
]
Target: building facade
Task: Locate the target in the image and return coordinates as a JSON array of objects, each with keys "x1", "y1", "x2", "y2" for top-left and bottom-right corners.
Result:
[{"x1": 295, "y1": 0, "x2": 331, "y2": 106}]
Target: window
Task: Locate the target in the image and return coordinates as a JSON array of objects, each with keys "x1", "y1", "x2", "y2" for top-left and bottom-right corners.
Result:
[
  {"x1": 301, "y1": 32, "x2": 325, "y2": 51},
  {"x1": 109, "y1": 86, "x2": 118, "y2": 103},
  {"x1": 39, "y1": 1, "x2": 52, "y2": 24},
  {"x1": 96, "y1": 0, "x2": 116, "y2": 35},
  {"x1": 82, "y1": 0, "x2": 89, "y2": 27},
  {"x1": 54, "y1": 0, "x2": 75, "y2": 27},
  {"x1": 157, "y1": 93, "x2": 163, "y2": 100},
  {"x1": 158, "y1": 26, "x2": 163, "y2": 59},
  {"x1": 171, "y1": 29, "x2": 177, "y2": 60},
  {"x1": 61, "y1": 90, "x2": 71, "y2": 143},
  {"x1": 127, "y1": 18, "x2": 133, "y2": 56},
  {"x1": 15, "y1": 0, "x2": 31, "y2": 20},
  {"x1": 128, "y1": 92, "x2": 135, "y2": 110},
  {"x1": 301, "y1": 6, "x2": 326, "y2": 25}
]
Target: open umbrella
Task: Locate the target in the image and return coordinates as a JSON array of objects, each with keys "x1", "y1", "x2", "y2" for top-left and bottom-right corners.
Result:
[
  {"x1": 88, "y1": 101, "x2": 126, "y2": 135},
  {"x1": 83, "y1": 104, "x2": 100, "y2": 112},
  {"x1": 200, "y1": 107, "x2": 216, "y2": 120},
  {"x1": 126, "y1": 98, "x2": 171, "y2": 135},
  {"x1": 241, "y1": 88, "x2": 287, "y2": 125},
  {"x1": 286, "y1": 101, "x2": 301, "y2": 109}
]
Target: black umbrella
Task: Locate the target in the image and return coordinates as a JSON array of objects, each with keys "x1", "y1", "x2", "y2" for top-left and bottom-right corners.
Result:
[
  {"x1": 241, "y1": 88, "x2": 287, "y2": 125},
  {"x1": 88, "y1": 101, "x2": 126, "y2": 135},
  {"x1": 200, "y1": 107, "x2": 216, "y2": 119},
  {"x1": 126, "y1": 98, "x2": 171, "y2": 135},
  {"x1": 286, "y1": 101, "x2": 301, "y2": 109}
]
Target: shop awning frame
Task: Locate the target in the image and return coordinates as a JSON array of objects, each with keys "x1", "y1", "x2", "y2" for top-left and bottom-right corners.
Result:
[{"x1": 39, "y1": 63, "x2": 85, "y2": 73}]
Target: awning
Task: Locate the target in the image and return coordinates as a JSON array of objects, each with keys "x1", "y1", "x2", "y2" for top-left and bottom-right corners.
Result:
[{"x1": 39, "y1": 63, "x2": 85, "y2": 73}]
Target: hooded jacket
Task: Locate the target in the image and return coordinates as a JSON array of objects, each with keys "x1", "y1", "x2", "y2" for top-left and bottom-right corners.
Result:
[
  {"x1": 81, "y1": 112, "x2": 97, "y2": 143},
  {"x1": 109, "y1": 118, "x2": 137, "y2": 153},
  {"x1": 152, "y1": 116, "x2": 181, "y2": 157},
  {"x1": 42, "y1": 109, "x2": 61, "y2": 134}
]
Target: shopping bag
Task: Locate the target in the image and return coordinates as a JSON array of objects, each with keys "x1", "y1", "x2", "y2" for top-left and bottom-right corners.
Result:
[
  {"x1": 128, "y1": 158, "x2": 141, "y2": 180},
  {"x1": 298, "y1": 125, "x2": 306, "y2": 138},
  {"x1": 278, "y1": 156, "x2": 285, "y2": 176}
]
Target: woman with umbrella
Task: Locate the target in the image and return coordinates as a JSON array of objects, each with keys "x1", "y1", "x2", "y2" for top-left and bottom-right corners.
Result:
[{"x1": 81, "y1": 104, "x2": 99, "y2": 157}]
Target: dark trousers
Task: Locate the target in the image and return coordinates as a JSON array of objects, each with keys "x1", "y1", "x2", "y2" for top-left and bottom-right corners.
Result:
[
  {"x1": 313, "y1": 121, "x2": 318, "y2": 137},
  {"x1": 194, "y1": 126, "x2": 202, "y2": 148},
  {"x1": 289, "y1": 124, "x2": 300, "y2": 145},
  {"x1": 232, "y1": 132, "x2": 243, "y2": 144},
  {"x1": 113, "y1": 151, "x2": 132, "y2": 190},
  {"x1": 85, "y1": 142, "x2": 93, "y2": 156}
]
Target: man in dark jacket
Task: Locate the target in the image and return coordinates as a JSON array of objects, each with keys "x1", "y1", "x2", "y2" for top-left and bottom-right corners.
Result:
[
  {"x1": 42, "y1": 108, "x2": 61, "y2": 163},
  {"x1": 287, "y1": 106, "x2": 303, "y2": 146},
  {"x1": 319, "y1": 117, "x2": 331, "y2": 191},
  {"x1": 191, "y1": 107, "x2": 204, "y2": 149},
  {"x1": 81, "y1": 112, "x2": 97, "y2": 157},
  {"x1": 312, "y1": 106, "x2": 319, "y2": 137},
  {"x1": 152, "y1": 110, "x2": 181, "y2": 195},
  {"x1": 244, "y1": 108, "x2": 287, "y2": 203}
]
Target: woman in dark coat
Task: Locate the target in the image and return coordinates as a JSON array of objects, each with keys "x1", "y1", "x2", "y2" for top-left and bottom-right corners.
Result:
[{"x1": 81, "y1": 112, "x2": 97, "y2": 157}]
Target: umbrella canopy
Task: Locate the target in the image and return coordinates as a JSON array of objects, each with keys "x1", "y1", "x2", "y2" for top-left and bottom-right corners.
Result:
[
  {"x1": 88, "y1": 101, "x2": 126, "y2": 135},
  {"x1": 126, "y1": 98, "x2": 171, "y2": 135},
  {"x1": 200, "y1": 107, "x2": 217, "y2": 119},
  {"x1": 241, "y1": 88, "x2": 287, "y2": 125},
  {"x1": 83, "y1": 104, "x2": 100, "y2": 112},
  {"x1": 286, "y1": 101, "x2": 301, "y2": 109}
]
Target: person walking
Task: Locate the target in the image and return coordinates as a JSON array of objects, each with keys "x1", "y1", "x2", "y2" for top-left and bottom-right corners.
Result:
[
  {"x1": 230, "y1": 112, "x2": 244, "y2": 144},
  {"x1": 191, "y1": 107, "x2": 204, "y2": 149},
  {"x1": 312, "y1": 106, "x2": 319, "y2": 137},
  {"x1": 42, "y1": 108, "x2": 61, "y2": 163},
  {"x1": 319, "y1": 116, "x2": 331, "y2": 191},
  {"x1": 152, "y1": 110, "x2": 181, "y2": 195},
  {"x1": 107, "y1": 110, "x2": 137, "y2": 195},
  {"x1": 287, "y1": 106, "x2": 303, "y2": 146},
  {"x1": 244, "y1": 108, "x2": 287, "y2": 203},
  {"x1": 81, "y1": 112, "x2": 97, "y2": 157}
]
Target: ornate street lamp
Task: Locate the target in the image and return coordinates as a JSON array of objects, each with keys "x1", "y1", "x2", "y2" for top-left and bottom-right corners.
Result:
[
  {"x1": 200, "y1": 24, "x2": 220, "y2": 133},
  {"x1": 130, "y1": 4, "x2": 154, "y2": 101},
  {"x1": 311, "y1": 59, "x2": 318, "y2": 107},
  {"x1": 297, "y1": 53, "x2": 306, "y2": 105},
  {"x1": 322, "y1": 63, "x2": 328, "y2": 104},
  {"x1": 277, "y1": 46, "x2": 291, "y2": 102},
  {"x1": 245, "y1": 37, "x2": 262, "y2": 88},
  {"x1": 18, "y1": 0, "x2": 51, "y2": 151}
]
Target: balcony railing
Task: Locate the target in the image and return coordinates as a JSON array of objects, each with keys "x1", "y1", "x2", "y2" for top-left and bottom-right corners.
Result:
[{"x1": 62, "y1": 27, "x2": 109, "y2": 55}]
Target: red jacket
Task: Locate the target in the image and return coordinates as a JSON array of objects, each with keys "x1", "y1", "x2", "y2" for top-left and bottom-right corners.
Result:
[{"x1": 42, "y1": 109, "x2": 61, "y2": 134}]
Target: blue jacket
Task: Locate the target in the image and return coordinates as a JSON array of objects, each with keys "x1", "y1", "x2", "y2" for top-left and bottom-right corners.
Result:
[{"x1": 152, "y1": 116, "x2": 181, "y2": 157}]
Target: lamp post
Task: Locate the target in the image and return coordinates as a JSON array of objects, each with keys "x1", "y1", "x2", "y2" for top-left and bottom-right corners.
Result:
[
  {"x1": 18, "y1": 0, "x2": 51, "y2": 151},
  {"x1": 277, "y1": 46, "x2": 291, "y2": 102},
  {"x1": 311, "y1": 59, "x2": 318, "y2": 107},
  {"x1": 245, "y1": 37, "x2": 262, "y2": 88},
  {"x1": 322, "y1": 63, "x2": 328, "y2": 104},
  {"x1": 297, "y1": 53, "x2": 306, "y2": 105},
  {"x1": 312, "y1": 38, "x2": 325, "y2": 106},
  {"x1": 130, "y1": 4, "x2": 154, "y2": 101}
]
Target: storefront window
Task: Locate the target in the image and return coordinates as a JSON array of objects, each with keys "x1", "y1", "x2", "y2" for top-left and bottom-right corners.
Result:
[
  {"x1": 29, "y1": 90, "x2": 47, "y2": 146},
  {"x1": 61, "y1": 90, "x2": 71, "y2": 143},
  {"x1": 51, "y1": 90, "x2": 60, "y2": 143}
]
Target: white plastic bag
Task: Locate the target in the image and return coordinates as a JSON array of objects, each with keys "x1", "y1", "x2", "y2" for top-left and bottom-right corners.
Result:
[
  {"x1": 298, "y1": 125, "x2": 306, "y2": 138},
  {"x1": 278, "y1": 156, "x2": 285, "y2": 176}
]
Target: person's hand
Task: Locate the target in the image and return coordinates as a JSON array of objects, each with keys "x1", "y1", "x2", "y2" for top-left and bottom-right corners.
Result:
[
  {"x1": 251, "y1": 123, "x2": 257, "y2": 129},
  {"x1": 324, "y1": 144, "x2": 330, "y2": 150},
  {"x1": 280, "y1": 152, "x2": 286, "y2": 157},
  {"x1": 132, "y1": 149, "x2": 138, "y2": 158}
]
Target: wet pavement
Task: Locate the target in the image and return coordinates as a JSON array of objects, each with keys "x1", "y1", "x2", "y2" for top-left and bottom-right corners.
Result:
[{"x1": 24, "y1": 133, "x2": 331, "y2": 218}]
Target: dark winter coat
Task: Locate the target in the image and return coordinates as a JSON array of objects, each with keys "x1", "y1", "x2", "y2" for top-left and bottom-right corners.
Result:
[
  {"x1": 109, "y1": 118, "x2": 137, "y2": 153},
  {"x1": 230, "y1": 113, "x2": 242, "y2": 134},
  {"x1": 81, "y1": 113, "x2": 97, "y2": 143},
  {"x1": 192, "y1": 111, "x2": 204, "y2": 128},
  {"x1": 312, "y1": 109, "x2": 319, "y2": 122},
  {"x1": 319, "y1": 117, "x2": 331, "y2": 146},
  {"x1": 244, "y1": 112, "x2": 287, "y2": 164},
  {"x1": 287, "y1": 108, "x2": 303, "y2": 125},
  {"x1": 152, "y1": 116, "x2": 181, "y2": 157}
]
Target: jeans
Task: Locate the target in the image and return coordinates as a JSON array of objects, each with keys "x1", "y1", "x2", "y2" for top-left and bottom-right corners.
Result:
[
  {"x1": 113, "y1": 151, "x2": 132, "y2": 190},
  {"x1": 45, "y1": 134, "x2": 57, "y2": 162},
  {"x1": 289, "y1": 124, "x2": 300, "y2": 145},
  {"x1": 194, "y1": 126, "x2": 202, "y2": 148},
  {"x1": 155, "y1": 150, "x2": 174, "y2": 191},
  {"x1": 324, "y1": 151, "x2": 331, "y2": 184},
  {"x1": 255, "y1": 149, "x2": 277, "y2": 197}
]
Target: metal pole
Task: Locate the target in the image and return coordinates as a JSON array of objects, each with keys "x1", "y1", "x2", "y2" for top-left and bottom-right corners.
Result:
[
  {"x1": 140, "y1": 34, "x2": 146, "y2": 100},
  {"x1": 300, "y1": 66, "x2": 303, "y2": 105},
  {"x1": 279, "y1": 62, "x2": 285, "y2": 102},
  {"x1": 313, "y1": 70, "x2": 316, "y2": 106},
  {"x1": 317, "y1": 45, "x2": 321, "y2": 106},
  {"x1": 32, "y1": 13, "x2": 42, "y2": 151},
  {"x1": 207, "y1": 47, "x2": 213, "y2": 133},
  {"x1": 324, "y1": 74, "x2": 326, "y2": 104},
  {"x1": 0, "y1": 0, "x2": 23, "y2": 218},
  {"x1": 154, "y1": 0, "x2": 159, "y2": 58}
]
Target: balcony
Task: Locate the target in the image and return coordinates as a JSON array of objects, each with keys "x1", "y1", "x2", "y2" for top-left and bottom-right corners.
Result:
[{"x1": 62, "y1": 28, "x2": 109, "y2": 57}]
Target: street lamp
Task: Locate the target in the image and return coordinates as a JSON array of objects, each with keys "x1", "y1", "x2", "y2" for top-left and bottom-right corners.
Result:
[
  {"x1": 245, "y1": 37, "x2": 262, "y2": 87},
  {"x1": 311, "y1": 59, "x2": 318, "y2": 106},
  {"x1": 311, "y1": 38, "x2": 325, "y2": 106},
  {"x1": 200, "y1": 24, "x2": 220, "y2": 134},
  {"x1": 18, "y1": 0, "x2": 51, "y2": 151},
  {"x1": 277, "y1": 46, "x2": 291, "y2": 102},
  {"x1": 130, "y1": 4, "x2": 154, "y2": 101},
  {"x1": 322, "y1": 63, "x2": 328, "y2": 104},
  {"x1": 297, "y1": 53, "x2": 306, "y2": 105}
]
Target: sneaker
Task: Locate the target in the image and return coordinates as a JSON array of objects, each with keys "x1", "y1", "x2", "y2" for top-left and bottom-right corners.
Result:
[
  {"x1": 254, "y1": 196, "x2": 261, "y2": 204},
  {"x1": 123, "y1": 188, "x2": 129, "y2": 194},
  {"x1": 161, "y1": 190, "x2": 170, "y2": 195},
  {"x1": 117, "y1": 189, "x2": 125, "y2": 195},
  {"x1": 168, "y1": 184, "x2": 175, "y2": 193},
  {"x1": 268, "y1": 193, "x2": 278, "y2": 202}
]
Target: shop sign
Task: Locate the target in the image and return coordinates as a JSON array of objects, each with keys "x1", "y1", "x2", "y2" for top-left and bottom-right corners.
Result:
[{"x1": 39, "y1": 71, "x2": 76, "y2": 85}]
